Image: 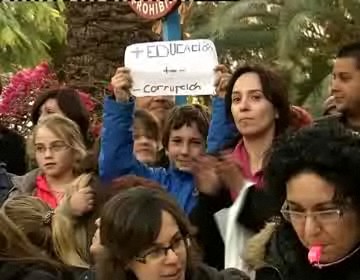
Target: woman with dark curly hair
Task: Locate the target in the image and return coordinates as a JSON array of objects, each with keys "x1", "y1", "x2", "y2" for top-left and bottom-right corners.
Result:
[{"x1": 243, "y1": 124, "x2": 360, "y2": 279}]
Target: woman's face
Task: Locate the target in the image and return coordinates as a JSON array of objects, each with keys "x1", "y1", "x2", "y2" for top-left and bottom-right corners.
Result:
[
  {"x1": 39, "y1": 98, "x2": 64, "y2": 121},
  {"x1": 285, "y1": 171, "x2": 360, "y2": 263},
  {"x1": 34, "y1": 126, "x2": 75, "y2": 178},
  {"x1": 230, "y1": 72, "x2": 278, "y2": 138},
  {"x1": 128, "y1": 211, "x2": 187, "y2": 280}
]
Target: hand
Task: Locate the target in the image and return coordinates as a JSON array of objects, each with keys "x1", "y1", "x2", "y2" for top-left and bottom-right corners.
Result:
[
  {"x1": 191, "y1": 154, "x2": 221, "y2": 196},
  {"x1": 214, "y1": 64, "x2": 232, "y2": 99},
  {"x1": 69, "y1": 186, "x2": 95, "y2": 216},
  {"x1": 111, "y1": 67, "x2": 132, "y2": 102},
  {"x1": 217, "y1": 153, "x2": 244, "y2": 193}
]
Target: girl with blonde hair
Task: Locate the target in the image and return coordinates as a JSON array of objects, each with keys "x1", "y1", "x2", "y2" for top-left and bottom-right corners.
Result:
[
  {"x1": 3, "y1": 175, "x2": 99, "y2": 278},
  {"x1": 0, "y1": 210, "x2": 68, "y2": 280},
  {"x1": 9, "y1": 114, "x2": 96, "y2": 215},
  {"x1": 3, "y1": 193, "x2": 90, "y2": 268}
]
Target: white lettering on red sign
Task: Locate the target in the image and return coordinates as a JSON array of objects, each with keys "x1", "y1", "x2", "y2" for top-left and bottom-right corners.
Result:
[{"x1": 129, "y1": 0, "x2": 176, "y2": 20}]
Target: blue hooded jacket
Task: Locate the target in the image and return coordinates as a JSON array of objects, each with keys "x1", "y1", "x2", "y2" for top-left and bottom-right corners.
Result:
[
  {"x1": 99, "y1": 96, "x2": 236, "y2": 214},
  {"x1": 99, "y1": 97, "x2": 198, "y2": 214}
]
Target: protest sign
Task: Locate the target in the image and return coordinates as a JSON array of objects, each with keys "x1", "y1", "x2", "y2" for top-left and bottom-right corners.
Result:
[{"x1": 124, "y1": 39, "x2": 218, "y2": 97}]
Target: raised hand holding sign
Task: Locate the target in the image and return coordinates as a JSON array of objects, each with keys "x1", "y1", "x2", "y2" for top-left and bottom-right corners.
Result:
[
  {"x1": 124, "y1": 39, "x2": 218, "y2": 97},
  {"x1": 110, "y1": 67, "x2": 132, "y2": 102}
]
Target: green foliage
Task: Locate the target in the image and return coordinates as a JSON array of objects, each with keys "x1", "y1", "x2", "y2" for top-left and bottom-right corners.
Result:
[
  {"x1": 188, "y1": 0, "x2": 360, "y2": 115},
  {"x1": 0, "y1": 2, "x2": 66, "y2": 72}
]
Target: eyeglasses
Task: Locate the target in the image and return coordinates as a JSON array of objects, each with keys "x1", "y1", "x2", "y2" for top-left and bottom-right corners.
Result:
[
  {"x1": 281, "y1": 208, "x2": 343, "y2": 225},
  {"x1": 35, "y1": 142, "x2": 69, "y2": 154},
  {"x1": 135, "y1": 235, "x2": 187, "y2": 264}
]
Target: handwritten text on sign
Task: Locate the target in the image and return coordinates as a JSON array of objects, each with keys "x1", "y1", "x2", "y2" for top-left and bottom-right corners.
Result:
[{"x1": 124, "y1": 39, "x2": 218, "y2": 96}]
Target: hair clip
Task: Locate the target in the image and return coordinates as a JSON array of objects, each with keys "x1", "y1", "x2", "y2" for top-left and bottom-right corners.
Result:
[{"x1": 42, "y1": 210, "x2": 54, "y2": 225}]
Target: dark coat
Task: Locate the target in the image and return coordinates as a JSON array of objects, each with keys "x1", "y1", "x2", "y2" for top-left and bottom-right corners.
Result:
[
  {"x1": 244, "y1": 222, "x2": 360, "y2": 280},
  {"x1": 0, "y1": 261, "x2": 65, "y2": 280}
]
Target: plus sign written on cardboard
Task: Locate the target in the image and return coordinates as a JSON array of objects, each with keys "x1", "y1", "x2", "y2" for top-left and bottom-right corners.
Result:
[{"x1": 131, "y1": 47, "x2": 144, "y2": 59}]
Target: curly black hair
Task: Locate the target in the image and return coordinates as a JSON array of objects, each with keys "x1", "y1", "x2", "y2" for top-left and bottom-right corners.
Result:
[{"x1": 264, "y1": 123, "x2": 360, "y2": 213}]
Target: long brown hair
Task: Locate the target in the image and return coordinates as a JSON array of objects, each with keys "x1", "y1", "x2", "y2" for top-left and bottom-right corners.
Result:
[
  {"x1": 3, "y1": 196, "x2": 54, "y2": 257},
  {"x1": 96, "y1": 187, "x2": 199, "y2": 280},
  {"x1": 0, "y1": 209, "x2": 60, "y2": 270}
]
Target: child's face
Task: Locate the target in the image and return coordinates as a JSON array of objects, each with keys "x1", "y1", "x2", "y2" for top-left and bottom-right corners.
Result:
[
  {"x1": 166, "y1": 122, "x2": 205, "y2": 172},
  {"x1": 34, "y1": 126, "x2": 75, "y2": 178},
  {"x1": 133, "y1": 132, "x2": 159, "y2": 166}
]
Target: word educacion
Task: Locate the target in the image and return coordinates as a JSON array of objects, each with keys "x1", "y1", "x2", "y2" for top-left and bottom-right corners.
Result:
[
  {"x1": 145, "y1": 41, "x2": 213, "y2": 58},
  {"x1": 142, "y1": 82, "x2": 201, "y2": 95}
]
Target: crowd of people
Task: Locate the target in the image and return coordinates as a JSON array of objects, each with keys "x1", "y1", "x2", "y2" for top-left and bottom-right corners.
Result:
[{"x1": 0, "y1": 41, "x2": 359, "y2": 280}]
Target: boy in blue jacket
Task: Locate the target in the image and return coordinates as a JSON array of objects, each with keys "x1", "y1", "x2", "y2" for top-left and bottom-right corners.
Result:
[{"x1": 99, "y1": 67, "x2": 209, "y2": 214}]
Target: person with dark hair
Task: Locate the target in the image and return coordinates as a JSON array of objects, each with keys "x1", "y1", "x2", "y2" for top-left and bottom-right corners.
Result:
[
  {"x1": 90, "y1": 175, "x2": 164, "y2": 261},
  {"x1": 326, "y1": 41, "x2": 360, "y2": 130},
  {"x1": 31, "y1": 88, "x2": 91, "y2": 147},
  {"x1": 242, "y1": 123, "x2": 360, "y2": 279},
  {"x1": 94, "y1": 186, "x2": 249, "y2": 280},
  {"x1": 189, "y1": 65, "x2": 311, "y2": 270},
  {"x1": 205, "y1": 65, "x2": 291, "y2": 192},
  {"x1": 0, "y1": 125, "x2": 27, "y2": 175},
  {"x1": 99, "y1": 67, "x2": 210, "y2": 214},
  {"x1": 108, "y1": 85, "x2": 175, "y2": 168},
  {"x1": 0, "y1": 125, "x2": 27, "y2": 206},
  {"x1": 133, "y1": 109, "x2": 161, "y2": 166},
  {"x1": 135, "y1": 96, "x2": 175, "y2": 137}
]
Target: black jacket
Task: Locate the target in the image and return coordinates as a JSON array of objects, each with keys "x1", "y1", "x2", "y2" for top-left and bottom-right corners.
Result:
[
  {"x1": 71, "y1": 267, "x2": 95, "y2": 280},
  {"x1": 252, "y1": 223, "x2": 360, "y2": 280},
  {"x1": 0, "y1": 261, "x2": 66, "y2": 280},
  {"x1": 189, "y1": 185, "x2": 279, "y2": 270},
  {"x1": 0, "y1": 126, "x2": 27, "y2": 175},
  {"x1": 191, "y1": 263, "x2": 249, "y2": 280},
  {"x1": 189, "y1": 189, "x2": 232, "y2": 270}
]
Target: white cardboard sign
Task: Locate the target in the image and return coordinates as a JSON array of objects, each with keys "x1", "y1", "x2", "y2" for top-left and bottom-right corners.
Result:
[{"x1": 124, "y1": 39, "x2": 218, "y2": 96}]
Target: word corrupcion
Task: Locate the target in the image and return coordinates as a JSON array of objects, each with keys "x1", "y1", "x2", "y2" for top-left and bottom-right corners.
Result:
[
  {"x1": 124, "y1": 39, "x2": 219, "y2": 97},
  {"x1": 133, "y1": 83, "x2": 202, "y2": 96}
]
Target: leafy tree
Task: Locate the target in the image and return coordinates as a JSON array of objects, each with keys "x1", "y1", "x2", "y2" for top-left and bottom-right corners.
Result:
[
  {"x1": 0, "y1": 2, "x2": 66, "y2": 72},
  {"x1": 188, "y1": 0, "x2": 360, "y2": 114}
]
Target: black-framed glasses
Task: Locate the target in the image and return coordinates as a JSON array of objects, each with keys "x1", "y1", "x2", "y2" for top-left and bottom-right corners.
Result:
[{"x1": 135, "y1": 235, "x2": 187, "y2": 264}]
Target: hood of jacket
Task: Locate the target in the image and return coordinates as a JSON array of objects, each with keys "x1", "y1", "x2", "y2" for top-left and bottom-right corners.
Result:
[
  {"x1": 243, "y1": 221, "x2": 360, "y2": 280},
  {"x1": 10, "y1": 169, "x2": 40, "y2": 196}
]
